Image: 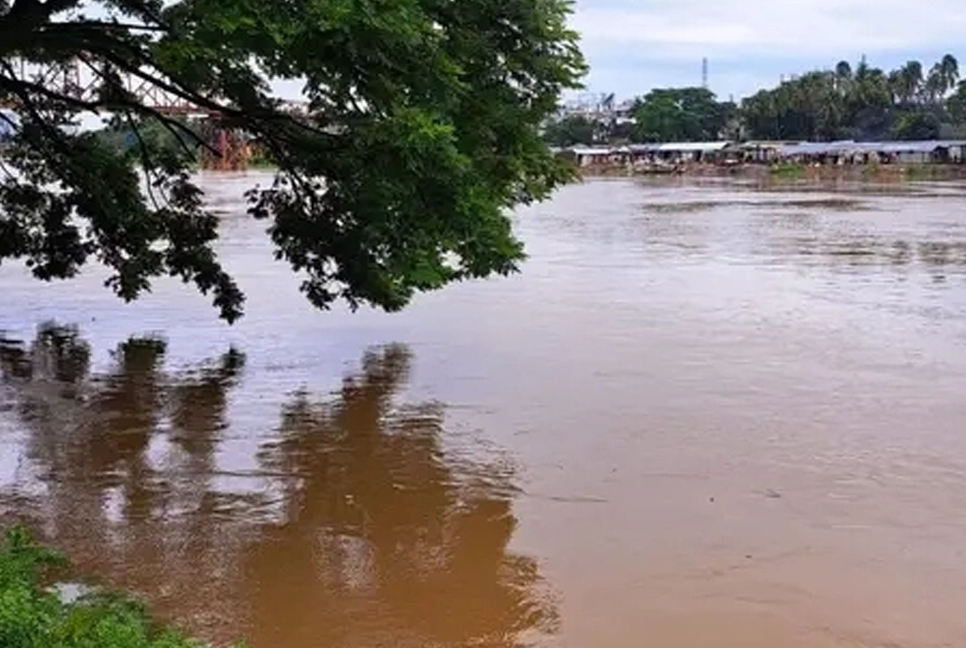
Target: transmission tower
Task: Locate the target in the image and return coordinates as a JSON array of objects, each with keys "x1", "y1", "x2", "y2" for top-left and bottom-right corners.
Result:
[{"x1": 702, "y1": 57, "x2": 709, "y2": 89}]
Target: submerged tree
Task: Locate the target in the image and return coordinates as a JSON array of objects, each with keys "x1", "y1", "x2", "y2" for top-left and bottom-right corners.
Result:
[{"x1": 0, "y1": 0, "x2": 586, "y2": 323}]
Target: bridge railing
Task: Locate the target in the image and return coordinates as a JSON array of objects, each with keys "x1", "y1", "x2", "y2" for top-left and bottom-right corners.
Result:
[{"x1": 3, "y1": 57, "x2": 251, "y2": 116}]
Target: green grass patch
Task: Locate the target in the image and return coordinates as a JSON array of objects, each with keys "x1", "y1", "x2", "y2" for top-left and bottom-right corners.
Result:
[
  {"x1": 0, "y1": 525, "x2": 239, "y2": 648},
  {"x1": 901, "y1": 163, "x2": 945, "y2": 180},
  {"x1": 768, "y1": 162, "x2": 806, "y2": 178}
]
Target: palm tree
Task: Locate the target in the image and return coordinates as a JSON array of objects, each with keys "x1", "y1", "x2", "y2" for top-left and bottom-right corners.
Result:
[
  {"x1": 946, "y1": 80, "x2": 966, "y2": 124},
  {"x1": 834, "y1": 60, "x2": 853, "y2": 94},
  {"x1": 855, "y1": 56, "x2": 871, "y2": 83},
  {"x1": 900, "y1": 60, "x2": 924, "y2": 104},
  {"x1": 888, "y1": 69, "x2": 904, "y2": 105},
  {"x1": 939, "y1": 54, "x2": 960, "y2": 96},
  {"x1": 925, "y1": 64, "x2": 945, "y2": 104}
]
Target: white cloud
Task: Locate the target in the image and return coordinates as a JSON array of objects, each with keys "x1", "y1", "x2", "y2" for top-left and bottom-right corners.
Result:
[
  {"x1": 570, "y1": 0, "x2": 966, "y2": 98},
  {"x1": 572, "y1": 0, "x2": 966, "y2": 59}
]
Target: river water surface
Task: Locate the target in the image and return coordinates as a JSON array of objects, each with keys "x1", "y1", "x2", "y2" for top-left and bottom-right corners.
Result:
[{"x1": 2, "y1": 175, "x2": 966, "y2": 648}]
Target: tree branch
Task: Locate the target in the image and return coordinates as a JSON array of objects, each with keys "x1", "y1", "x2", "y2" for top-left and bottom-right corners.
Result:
[
  {"x1": 123, "y1": 111, "x2": 167, "y2": 213},
  {"x1": 54, "y1": 19, "x2": 167, "y2": 32},
  {"x1": 0, "y1": 59, "x2": 86, "y2": 188},
  {"x1": 78, "y1": 56, "x2": 218, "y2": 158}
]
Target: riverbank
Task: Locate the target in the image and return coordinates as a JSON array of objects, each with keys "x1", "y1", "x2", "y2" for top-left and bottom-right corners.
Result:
[
  {"x1": 577, "y1": 161, "x2": 966, "y2": 182},
  {"x1": 0, "y1": 525, "x2": 227, "y2": 648}
]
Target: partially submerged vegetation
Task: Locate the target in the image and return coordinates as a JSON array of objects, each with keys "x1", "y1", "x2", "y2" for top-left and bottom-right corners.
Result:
[{"x1": 0, "y1": 525, "x2": 229, "y2": 648}]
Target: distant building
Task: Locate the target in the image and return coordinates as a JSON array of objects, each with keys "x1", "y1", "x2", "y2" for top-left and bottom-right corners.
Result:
[{"x1": 556, "y1": 93, "x2": 636, "y2": 125}]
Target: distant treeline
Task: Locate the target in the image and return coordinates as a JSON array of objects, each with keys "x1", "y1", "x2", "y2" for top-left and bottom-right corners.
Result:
[
  {"x1": 545, "y1": 54, "x2": 966, "y2": 146},
  {"x1": 91, "y1": 116, "x2": 274, "y2": 167}
]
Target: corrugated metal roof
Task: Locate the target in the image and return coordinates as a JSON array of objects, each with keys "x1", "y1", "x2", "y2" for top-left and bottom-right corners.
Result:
[
  {"x1": 779, "y1": 141, "x2": 858, "y2": 156},
  {"x1": 740, "y1": 140, "x2": 794, "y2": 149},
  {"x1": 878, "y1": 140, "x2": 966, "y2": 153},
  {"x1": 657, "y1": 142, "x2": 731, "y2": 152},
  {"x1": 570, "y1": 146, "x2": 617, "y2": 155},
  {"x1": 779, "y1": 140, "x2": 966, "y2": 156},
  {"x1": 559, "y1": 139, "x2": 966, "y2": 158},
  {"x1": 627, "y1": 143, "x2": 663, "y2": 152}
]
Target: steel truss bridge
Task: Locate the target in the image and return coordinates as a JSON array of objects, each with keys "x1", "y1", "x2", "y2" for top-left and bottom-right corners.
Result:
[{"x1": 1, "y1": 57, "x2": 308, "y2": 170}]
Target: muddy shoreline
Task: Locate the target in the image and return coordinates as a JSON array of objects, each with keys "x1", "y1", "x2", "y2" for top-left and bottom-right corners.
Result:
[{"x1": 577, "y1": 161, "x2": 966, "y2": 182}]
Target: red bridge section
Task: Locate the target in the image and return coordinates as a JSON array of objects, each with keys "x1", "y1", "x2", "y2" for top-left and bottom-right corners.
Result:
[{"x1": 2, "y1": 58, "x2": 307, "y2": 170}]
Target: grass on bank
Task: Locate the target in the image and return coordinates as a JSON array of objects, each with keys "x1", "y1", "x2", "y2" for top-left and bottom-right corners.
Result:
[
  {"x1": 0, "y1": 525, "x2": 238, "y2": 648},
  {"x1": 768, "y1": 162, "x2": 807, "y2": 178}
]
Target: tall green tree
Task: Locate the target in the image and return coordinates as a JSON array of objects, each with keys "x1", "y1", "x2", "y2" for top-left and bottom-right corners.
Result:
[
  {"x1": 0, "y1": 0, "x2": 586, "y2": 322},
  {"x1": 899, "y1": 60, "x2": 925, "y2": 105},
  {"x1": 740, "y1": 54, "x2": 959, "y2": 142},
  {"x1": 946, "y1": 80, "x2": 966, "y2": 124},
  {"x1": 542, "y1": 114, "x2": 597, "y2": 147},
  {"x1": 892, "y1": 111, "x2": 941, "y2": 140},
  {"x1": 925, "y1": 64, "x2": 945, "y2": 104},
  {"x1": 938, "y1": 54, "x2": 960, "y2": 96},
  {"x1": 632, "y1": 87, "x2": 727, "y2": 142}
]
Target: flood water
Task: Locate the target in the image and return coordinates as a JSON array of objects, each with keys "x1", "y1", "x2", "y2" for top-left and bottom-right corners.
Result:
[{"x1": 2, "y1": 174, "x2": 966, "y2": 648}]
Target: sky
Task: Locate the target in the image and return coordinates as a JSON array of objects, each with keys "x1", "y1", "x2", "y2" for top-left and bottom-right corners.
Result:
[
  {"x1": 571, "y1": 0, "x2": 966, "y2": 102},
  {"x1": 18, "y1": 0, "x2": 966, "y2": 124}
]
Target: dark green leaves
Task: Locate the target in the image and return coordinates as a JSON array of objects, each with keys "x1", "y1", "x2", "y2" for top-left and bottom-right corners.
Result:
[
  {"x1": 0, "y1": 0, "x2": 585, "y2": 321},
  {"x1": 0, "y1": 525, "x2": 230, "y2": 648},
  {"x1": 632, "y1": 87, "x2": 730, "y2": 143},
  {"x1": 740, "y1": 54, "x2": 961, "y2": 141}
]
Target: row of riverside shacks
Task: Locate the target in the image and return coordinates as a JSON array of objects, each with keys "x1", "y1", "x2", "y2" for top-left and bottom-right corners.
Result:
[{"x1": 555, "y1": 140, "x2": 966, "y2": 168}]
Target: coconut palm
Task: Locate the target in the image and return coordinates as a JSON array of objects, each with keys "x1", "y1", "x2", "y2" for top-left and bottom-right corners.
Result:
[
  {"x1": 925, "y1": 64, "x2": 945, "y2": 103},
  {"x1": 834, "y1": 60, "x2": 853, "y2": 94},
  {"x1": 888, "y1": 69, "x2": 905, "y2": 105},
  {"x1": 938, "y1": 54, "x2": 960, "y2": 96},
  {"x1": 900, "y1": 60, "x2": 924, "y2": 104}
]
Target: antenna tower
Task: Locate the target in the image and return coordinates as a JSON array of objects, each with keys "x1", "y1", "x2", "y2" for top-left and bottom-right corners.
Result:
[{"x1": 702, "y1": 57, "x2": 709, "y2": 89}]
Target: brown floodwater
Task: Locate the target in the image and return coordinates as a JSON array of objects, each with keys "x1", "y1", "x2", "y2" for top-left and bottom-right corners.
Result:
[{"x1": 2, "y1": 174, "x2": 966, "y2": 648}]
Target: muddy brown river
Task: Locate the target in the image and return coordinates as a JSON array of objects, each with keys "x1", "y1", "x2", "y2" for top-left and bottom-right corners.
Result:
[{"x1": 2, "y1": 175, "x2": 966, "y2": 648}]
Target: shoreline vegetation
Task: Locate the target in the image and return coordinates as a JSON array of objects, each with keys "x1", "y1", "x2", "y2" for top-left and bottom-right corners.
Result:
[
  {"x1": 573, "y1": 160, "x2": 966, "y2": 181},
  {"x1": 0, "y1": 525, "x2": 229, "y2": 648},
  {"x1": 546, "y1": 54, "x2": 966, "y2": 177}
]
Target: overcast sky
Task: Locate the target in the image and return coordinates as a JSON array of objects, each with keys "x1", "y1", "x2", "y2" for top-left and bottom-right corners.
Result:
[
  {"x1": 41, "y1": 0, "x2": 966, "y2": 115},
  {"x1": 571, "y1": 0, "x2": 966, "y2": 102}
]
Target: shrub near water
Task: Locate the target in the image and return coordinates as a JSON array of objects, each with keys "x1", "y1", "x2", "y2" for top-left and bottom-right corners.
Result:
[{"x1": 0, "y1": 526, "x2": 234, "y2": 648}]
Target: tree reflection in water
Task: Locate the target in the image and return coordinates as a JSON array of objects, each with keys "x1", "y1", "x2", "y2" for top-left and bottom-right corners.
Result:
[{"x1": 0, "y1": 324, "x2": 557, "y2": 648}]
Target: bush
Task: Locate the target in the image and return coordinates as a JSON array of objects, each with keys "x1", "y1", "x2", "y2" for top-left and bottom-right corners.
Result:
[{"x1": 0, "y1": 526, "x2": 236, "y2": 648}]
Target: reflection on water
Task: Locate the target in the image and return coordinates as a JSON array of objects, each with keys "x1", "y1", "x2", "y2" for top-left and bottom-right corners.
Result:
[
  {"x1": 641, "y1": 197, "x2": 870, "y2": 213},
  {"x1": 0, "y1": 326, "x2": 555, "y2": 648},
  {"x1": 3, "y1": 175, "x2": 966, "y2": 648}
]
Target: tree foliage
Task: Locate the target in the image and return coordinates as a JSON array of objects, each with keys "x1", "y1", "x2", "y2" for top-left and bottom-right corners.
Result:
[
  {"x1": 944, "y1": 80, "x2": 966, "y2": 125},
  {"x1": 0, "y1": 525, "x2": 227, "y2": 648},
  {"x1": 892, "y1": 111, "x2": 941, "y2": 140},
  {"x1": 0, "y1": 0, "x2": 586, "y2": 322},
  {"x1": 741, "y1": 54, "x2": 960, "y2": 141},
  {"x1": 541, "y1": 114, "x2": 596, "y2": 147},
  {"x1": 632, "y1": 87, "x2": 731, "y2": 142},
  {"x1": 543, "y1": 87, "x2": 735, "y2": 147}
]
